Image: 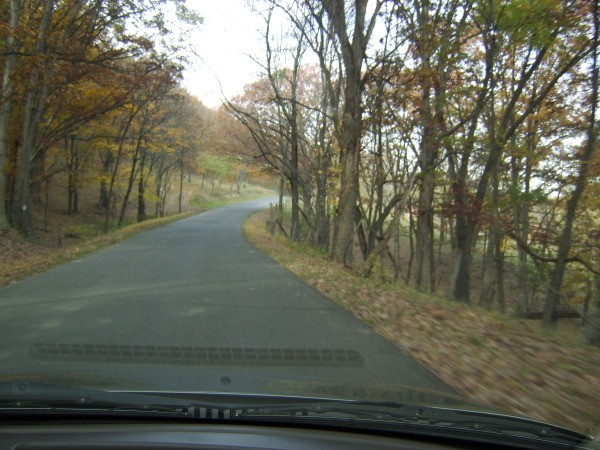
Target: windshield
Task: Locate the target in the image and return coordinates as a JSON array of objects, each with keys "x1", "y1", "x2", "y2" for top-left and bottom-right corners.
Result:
[{"x1": 0, "y1": 0, "x2": 599, "y2": 443}]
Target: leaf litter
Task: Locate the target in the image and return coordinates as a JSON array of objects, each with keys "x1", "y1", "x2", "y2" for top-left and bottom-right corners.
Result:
[{"x1": 244, "y1": 210, "x2": 600, "y2": 436}]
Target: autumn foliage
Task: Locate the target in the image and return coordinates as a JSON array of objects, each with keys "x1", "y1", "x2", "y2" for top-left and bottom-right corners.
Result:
[{"x1": 228, "y1": 0, "x2": 600, "y2": 340}]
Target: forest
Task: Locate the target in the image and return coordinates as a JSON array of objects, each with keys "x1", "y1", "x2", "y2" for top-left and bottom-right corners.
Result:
[
  {"x1": 223, "y1": 0, "x2": 600, "y2": 342},
  {"x1": 0, "y1": 0, "x2": 234, "y2": 238}
]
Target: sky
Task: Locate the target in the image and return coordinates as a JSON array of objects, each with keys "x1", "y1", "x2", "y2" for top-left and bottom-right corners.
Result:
[{"x1": 181, "y1": 0, "x2": 265, "y2": 109}]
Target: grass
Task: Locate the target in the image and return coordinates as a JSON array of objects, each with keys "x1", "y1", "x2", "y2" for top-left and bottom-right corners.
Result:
[
  {"x1": 62, "y1": 222, "x2": 102, "y2": 238},
  {"x1": 243, "y1": 209, "x2": 600, "y2": 437},
  {"x1": 1, "y1": 181, "x2": 275, "y2": 288},
  {"x1": 0, "y1": 211, "x2": 196, "y2": 288},
  {"x1": 190, "y1": 184, "x2": 273, "y2": 209}
]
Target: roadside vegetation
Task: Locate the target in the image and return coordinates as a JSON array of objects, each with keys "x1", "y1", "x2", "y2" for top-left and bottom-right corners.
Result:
[
  {"x1": 0, "y1": 0, "x2": 277, "y2": 288},
  {"x1": 244, "y1": 208, "x2": 600, "y2": 436},
  {"x1": 0, "y1": 169, "x2": 274, "y2": 288},
  {"x1": 226, "y1": 0, "x2": 600, "y2": 343}
]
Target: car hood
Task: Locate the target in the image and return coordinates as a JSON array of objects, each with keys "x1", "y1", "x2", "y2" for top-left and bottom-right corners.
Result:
[{"x1": 0, "y1": 371, "x2": 502, "y2": 416}]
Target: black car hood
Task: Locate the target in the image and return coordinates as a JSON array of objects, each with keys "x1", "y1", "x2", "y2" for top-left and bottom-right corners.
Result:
[
  {"x1": 263, "y1": 379, "x2": 500, "y2": 413},
  {"x1": 0, "y1": 371, "x2": 503, "y2": 416}
]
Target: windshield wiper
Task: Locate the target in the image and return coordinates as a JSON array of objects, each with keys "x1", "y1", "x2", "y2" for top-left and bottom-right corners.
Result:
[
  {"x1": 232, "y1": 400, "x2": 595, "y2": 449},
  {"x1": 0, "y1": 382, "x2": 594, "y2": 449},
  {"x1": 0, "y1": 381, "x2": 198, "y2": 417}
]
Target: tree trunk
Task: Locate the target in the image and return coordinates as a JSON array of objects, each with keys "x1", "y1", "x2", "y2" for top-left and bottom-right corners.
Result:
[
  {"x1": 315, "y1": 167, "x2": 329, "y2": 251},
  {"x1": 331, "y1": 66, "x2": 362, "y2": 265},
  {"x1": 495, "y1": 233, "x2": 506, "y2": 313},
  {"x1": 405, "y1": 205, "x2": 416, "y2": 284},
  {"x1": 415, "y1": 140, "x2": 436, "y2": 291},
  {"x1": 449, "y1": 92, "x2": 502, "y2": 302},
  {"x1": 323, "y1": 0, "x2": 378, "y2": 266},
  {"x1": 278, "y1": 175, "x2": 285, "y2": 211},
  {"x1": 446, "y1": 148, "x2": 476, "y2": 303},
  {"x1": 447, "y1": 189, "x2": 474, "y2": 303},
  {"x1": 332, "y1": 145, "x2": 360, "y2": 265},
  {"x1": 98, "y1": 149, "x2": 113, "y2": 213},
  {"x1": 479, "y1": 230, "x2": 497, "y2": 308},
  {"x1": 544, "y1": 1, "x2": 599, "y2": 327},
  {"x1": 66, "y1": 136, "x2": 77, "y2": 215},
  {"x1": 479, "y1": 163, "x2": 500, "y2": 308},
  {"x1": 118, "y1": 135, "x2": 143, "y2": 225},
  {"x1": 137, "y1": 174, "x2": 146, "y2": 222},
  {"x1": 104, "y1": 112, "x2": 135, "y2": 233},
  {"x1": 43, "y1": 176, "x2": 51, "y2": 232},
  {"x1": 585, "y1": 269, "x2": 600, "y2": 346},
  {"x1": 289, "y1": 45, "x2": 301, "y2": 242},
  {"x1": 137, "y1": 149, "x2": 147, "y2": 222},
  {"x1": 512, "y1": 152, "x2": 532, "y2": 315},
  {"x1": 0, "y1": 0, "x2": 24, "y2": 230},
  {"x1": 178, "y1": 153, "x2": 184, "y2": 214},
  {"x1": 13, "y1": 0, "x2": 55, "y2": 236},
  {"x1": 414, "y1": 20, "x2": 438, "y2": 292}
]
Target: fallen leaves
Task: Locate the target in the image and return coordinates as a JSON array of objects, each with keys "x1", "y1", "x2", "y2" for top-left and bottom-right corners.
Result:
[
  {"x1": 0, "y1": 211, "x2": 197, "y2": 288},
  {"x1": 244, "y1": 210, "x2": 600, "y2": 437}
]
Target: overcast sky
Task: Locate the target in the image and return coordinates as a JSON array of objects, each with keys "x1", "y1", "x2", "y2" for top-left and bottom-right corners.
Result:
[{"x1": 181, "y1": 0, "x2": 265, "y2": 108}]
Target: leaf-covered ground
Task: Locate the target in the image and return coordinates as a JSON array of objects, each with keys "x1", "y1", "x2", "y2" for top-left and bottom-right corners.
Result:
[
  {"x1": 0, "y1": 180, "x2": 274, "y2": 288},
  {"x1": 244, "y1": 210, "x2": 600, "y2": 436}
]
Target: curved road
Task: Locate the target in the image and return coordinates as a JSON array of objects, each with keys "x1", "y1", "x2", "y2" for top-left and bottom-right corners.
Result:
[{"x1": 0, "y1": 199, "x2": 453, "y2": 400}]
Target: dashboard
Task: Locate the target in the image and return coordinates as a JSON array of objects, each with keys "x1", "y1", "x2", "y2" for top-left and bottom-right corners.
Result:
[{"x1": 0, "y1": 421, "x2": 515, "y2": 449}]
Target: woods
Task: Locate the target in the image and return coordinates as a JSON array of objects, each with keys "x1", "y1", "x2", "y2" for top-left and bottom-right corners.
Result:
[
  {"x1": 0, "y1": 0, "x2": 211, "y2": 237},
  {"x1": 227, "y1": 0, "x2": 600, "y2": 338},
  {"x1": 3, "y1": 0, "x2": 600, "y2": 341}
]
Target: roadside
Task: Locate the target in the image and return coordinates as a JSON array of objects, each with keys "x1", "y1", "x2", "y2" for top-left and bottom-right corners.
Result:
[
  {"x1": 243, "y1": 209, "x2": 600, "y2": 436},
  {"x1": 0, "y1": 183, "x2": 274, "y2": 288}
]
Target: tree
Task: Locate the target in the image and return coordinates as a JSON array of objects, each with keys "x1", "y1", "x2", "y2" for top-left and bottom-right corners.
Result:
[
  {"x1": 0, "y1": 0, "x2": 25, "y2": 230},
  {"x1": 1, "y1": 0, "x2": 200, "y2": 236},
  {"x1": 226, "y1": 0, "x2": 600, "y2": 337},
  {"x1": 448, "y1": 0, "x2": 593, "y2": 303},
  {"x1": 316, "y1": 0, "x2": 382, "y2": 265},
  {"x1": 545, "y1": 0, "x2": 599, "y2": 326}
]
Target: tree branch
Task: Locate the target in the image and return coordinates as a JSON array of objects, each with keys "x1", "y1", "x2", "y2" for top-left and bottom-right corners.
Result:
[{"x1": 507, "y1": 231, "x2": 600, "y2": 276}]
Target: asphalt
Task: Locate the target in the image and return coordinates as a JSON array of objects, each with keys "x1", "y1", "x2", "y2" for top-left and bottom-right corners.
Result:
[{"x1": 0, "y1": 199, "x2": 454, "y2": 400}]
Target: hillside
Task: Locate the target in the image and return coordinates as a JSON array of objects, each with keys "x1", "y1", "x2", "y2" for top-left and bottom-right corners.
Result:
[{"x1": 244, "y1": 209, "x2": 600, "y2": 436}]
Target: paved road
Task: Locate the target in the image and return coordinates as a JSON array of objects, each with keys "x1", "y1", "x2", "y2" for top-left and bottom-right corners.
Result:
[{"x1": 0, "y1": 199, "x2": 454, "y2": 401}]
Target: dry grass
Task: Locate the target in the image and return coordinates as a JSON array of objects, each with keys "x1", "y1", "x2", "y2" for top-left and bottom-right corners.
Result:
[
  {"x1": 1, "y1": 175, "x2": 274, "y2": 288},
  {"x1": 244, "y1": 209, "x2": 600, "y2": 437},
  {"x1": 0, "y1": 211, "x2": 196, "y2": 288}
]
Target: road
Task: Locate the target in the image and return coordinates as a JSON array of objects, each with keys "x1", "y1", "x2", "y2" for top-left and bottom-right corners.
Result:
[{"x1": 0, "y1": 199, "x2": 454, "y2": 402}]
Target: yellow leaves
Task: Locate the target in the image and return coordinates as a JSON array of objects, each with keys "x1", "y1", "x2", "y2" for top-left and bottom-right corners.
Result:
[
  {"x1": 95, "y1": 140, "x2": 118, "y2": 154},
  {"x1": 569, "y1": 293, "x2": 588, "y2": 306},
  {"x1": 143, "y1": 189, "x2": 160, "y2": 204},
  {"x1": 563, "y1": 270, "x2": 590, "y2": 308},
  {"x1": 89, "y1": 173, "x2": 110, "y2": 184}
]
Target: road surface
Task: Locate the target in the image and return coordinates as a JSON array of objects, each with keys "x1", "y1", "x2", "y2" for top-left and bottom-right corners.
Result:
[{"x1": 0, "y1": 199, "x2": 454, "y2": 401}]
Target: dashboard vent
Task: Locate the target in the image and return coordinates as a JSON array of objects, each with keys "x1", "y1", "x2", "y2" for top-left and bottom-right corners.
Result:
[{"x1": 30, "y1": 343, "x2": 364, "y2": 367}]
